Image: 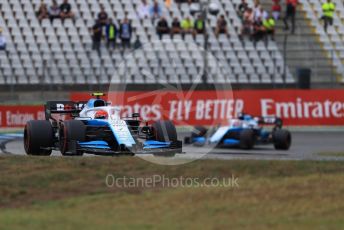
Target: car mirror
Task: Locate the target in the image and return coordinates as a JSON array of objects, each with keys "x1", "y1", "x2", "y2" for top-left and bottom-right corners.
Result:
[{"x1": 132, "y1": 113, "x2": 140, "y2": 118}]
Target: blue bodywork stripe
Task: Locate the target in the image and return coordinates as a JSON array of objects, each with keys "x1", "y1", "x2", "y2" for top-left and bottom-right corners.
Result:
[
  {"x1": 78, "y1": 141, "x2": 111, "y2": 149},
  {"x1": 143, "y1": 140, "x2": 171, "y2": 149},
  {"x1": 86, "y1": 120, "x2": 108, "y2": 126},
  {"x1": 192, "y1": 137, "x2": 206, "y2": 144},
  {"x1": 85, "y1": 119, "x2": 136, "y2": 147},
  {"x1": 223, "y1": 138, "x2": 240, "y2": 146}
]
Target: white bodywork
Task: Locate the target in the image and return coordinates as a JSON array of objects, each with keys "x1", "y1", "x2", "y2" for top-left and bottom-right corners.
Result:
[
  {"x1": 77, "y1": 105, "x2": 136, "y2": 147},
  {"x1": 209, "y1": 118, "x2": 260, "y2": 143},
  {"x1": 79, "y1": 106, "x2": 121, "y2": 120}
]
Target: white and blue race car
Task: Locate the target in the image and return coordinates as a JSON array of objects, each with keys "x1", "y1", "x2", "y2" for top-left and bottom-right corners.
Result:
[
  {"x1": 184, "y1": 114, "x2": 291, "y2": 150},
  {"x1": 24, "y1": 93, "x2": 182, "y2": 156}
]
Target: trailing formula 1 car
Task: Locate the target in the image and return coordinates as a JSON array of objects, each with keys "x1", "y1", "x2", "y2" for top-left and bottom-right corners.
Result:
[
  {"x1": 24, "y1": 93, "x2": 182, "y2": 156},
  {"x1": 184, "y1": 114, "x2": 291, "y2": 150}
]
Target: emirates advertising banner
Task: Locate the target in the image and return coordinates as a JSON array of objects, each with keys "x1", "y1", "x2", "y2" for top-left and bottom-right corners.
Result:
[
  {"x1": 0, "y1": 105, "x2": 45, "y2": 128},
  {"x1": 1, "y1": 90, "x2": 344, "y2": 128},
  {"x1": 72, "y1": 89, "x2": 344, "y2": 126}
]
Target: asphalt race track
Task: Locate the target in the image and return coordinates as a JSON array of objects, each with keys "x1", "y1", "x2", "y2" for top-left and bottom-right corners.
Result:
[{"x1": 1, "y1": 131, "x2": 344, "y2": 161}]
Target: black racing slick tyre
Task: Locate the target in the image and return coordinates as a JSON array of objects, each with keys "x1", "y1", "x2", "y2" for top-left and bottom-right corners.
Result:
[
  {"x1": 239, "y1": 129, "x2": 255, "y2": 150},
  {"x1": 273, "y1": 129, "x2": 292, "y2": 150},
  {"x1": 24, "y1": 120, "x2": 54, "y2": 156},
  {"x1": 60, "y1": 120, "x2": 86, "y2": 156},
  {"x1": 191, "y1": 126, "x2": 208, "y2": 138},
  {"x1": 152, "y1": 121, "x2": 178, "y2": 157},
  {"x1": 152, "y1": 120, "x2": 178, "y2": 142}
]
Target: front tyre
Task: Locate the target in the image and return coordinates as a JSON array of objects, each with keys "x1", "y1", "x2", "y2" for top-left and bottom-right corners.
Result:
[
  {"x1": 152, "y1": 120, "x2": 178, "y2": 157},
  {"x1": 239, "y1": 129, "x2": 255, "y2": 150},
  {"x1": 152, "y1": 120, "x2": 177, "y2": 142},
  {"x1": 273, "y1": 129, "x2": 291, "y2": 150},
  {"x1": 60, "y1": 120, "x2": 86, "y2": 156},
  {"x1": 24, "y1": 120, "x2": 54, "y2": 156}
]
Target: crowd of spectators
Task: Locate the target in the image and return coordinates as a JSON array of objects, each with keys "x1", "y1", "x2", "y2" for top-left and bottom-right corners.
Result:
[
  {"x1": 238, "y1": 0, "x2": 279, "y2": 45},
  {"x1": 237, "y1": 0, "x2": 304, "y2": 45},
  {"x1": 32, "y1": 0, "x2": 297, "y2": 52},
  {"x1": 37, "y1": 0, "x2": 75, "y2": 22},
  {"x1": 33, "y1": 0, "x2": 336, "y2": 54},
  {"x1": 155, "y1": 14, "x2": 229, "y2": 40},
  {"x1": 139, "y1": 0, "x2": 226, "y2": 40},
  {"x1": 90, "y1": 4, "x2": 144, "y2": 54},
  {"x1": 89, "y1": 0, "x2": 189, "y2": 53},
  {"x1": 92, "y1": 15, "x2": 134, "y2": 53}
]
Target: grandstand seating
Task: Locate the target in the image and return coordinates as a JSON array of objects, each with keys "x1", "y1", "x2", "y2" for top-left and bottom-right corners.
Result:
[
  {"x1": 300, "y1": 0, "x2": 344, "y2": 82},
  {"x1": 4, "y1": 0, "x2": 341, "y2": 86}
]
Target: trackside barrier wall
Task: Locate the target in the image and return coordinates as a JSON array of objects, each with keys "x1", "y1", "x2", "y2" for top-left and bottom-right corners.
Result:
[{"x1": 1, "y1": 90, "x2": 344, "y2": 128}]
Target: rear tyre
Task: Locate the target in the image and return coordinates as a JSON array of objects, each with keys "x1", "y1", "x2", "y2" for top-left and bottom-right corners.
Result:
[
  {"x1": 239, "y1": 129, "x2": 255, "y2": 150},
  {"x1": 24, "y1": 120, "x2": 53, "y2": 156},
  {"x1": 152, "y1": 120, "x2": 177, "y2": 142},
  {"x1": 273, "y1": 129, "x2": 291, "y2": 150},
  {"x1": 60, "y1": 120, "x2": 86, "y2": 156},
  {"x1": 152, "y1": 120, "x2": 178, "y2": 157}
]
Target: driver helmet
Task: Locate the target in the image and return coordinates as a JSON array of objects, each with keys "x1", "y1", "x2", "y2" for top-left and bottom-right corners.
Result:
[
  {"x1": 238, "y1": 112, "x2": 246, "y2": 120},
  {"x1": 95, "y1": 110, "x2": 108, "y2": 119},
  {"x1": 238, "y1": 112, "x2": 252, "y2": 121}
]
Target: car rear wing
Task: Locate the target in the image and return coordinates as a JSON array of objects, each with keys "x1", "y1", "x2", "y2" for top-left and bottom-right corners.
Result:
[
  {"x1": 45, "y1": 101, "x2": 87, "y2": 120},
  {"x1": 259, "y1": 116, "x2": 283, "y2": 128}
]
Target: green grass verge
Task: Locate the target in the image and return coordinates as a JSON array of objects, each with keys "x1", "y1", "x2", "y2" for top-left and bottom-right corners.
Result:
[
  {"x1": 317, "y1": 152, "x2": 344, "y2": 157},
  {"x1": 0, "y1": 156, "x2": 344, "y2": 229}
]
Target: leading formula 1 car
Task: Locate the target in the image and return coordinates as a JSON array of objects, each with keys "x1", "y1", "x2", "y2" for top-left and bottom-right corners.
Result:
[
  {"x1": 24, "y1": 93, "x2": 182, "y2": 156},
  {"x1": 184, "y1": 114, "x2": 291, "y2": 150}
]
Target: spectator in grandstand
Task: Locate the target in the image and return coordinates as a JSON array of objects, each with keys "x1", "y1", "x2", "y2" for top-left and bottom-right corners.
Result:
[
  {"x1": 171, "y1": 17, "x2": 182, "y2": 38},
  {"x1": 253, "y1": 0, "x2": 262, "y2": 17},
  {"x1": 37, "y1": 2, "x2": 49, "y2": 21},
  {"x1": 181, "y1": 16, "x2": 194, "y2": 38},
  {"x1": 254, "y1": 6, "x2": 268, "y2": 22},
  {"x1": 283, "y1": 0, "x2": 298, "y2": 34},
  {"x1": 150, "y1": 1, "x2": 162, "y2": 22},
  {"x1": 215, "y1": 15, "x2": 228, "y2": 38},
  {"x1": 49, "y1": 0, "x2": 61, "y2": 22},
  {"x1": 263, "y1": 15, "x2": 275, "y2": 43},
  {"x1": 193, "y1": 14, "x2": 205, "y2": 37},
  {"x1": 0, "y1": 28, "x2": 6, "y2": 51},
  {"x1": 133, "y1": 36, "x2": 143, "y2": 50},
  {"x1": 105, "y1": 18, "x2": 117, "y2": 49},
  {"x1": 119, "y1": 17, "x2": 132, "y2": 50},
  {"x1": 92, "y1": 20, "x2": 103, "y2": 54},
  {"x1": 60, "y1": 0, "x2": 75, "y2": 20},
  {"x1": 252, "y1": 16, "x2": 266, "y2": 45},
  {"x1": 137, "y1": 0, "x2": 150, "y2": 19},
  {"x1": 98, "y1": 4, "x2": 109, "y2": 27},
  {"x1": 156, "y1": 16, "x2": 170, "y2": 40},
  {"x1": 321, "y1": 0, "x2": 335, "y2": 33},
  {"x1": 271, "y1": 0, "x2": 281, "y2": 20},
  {"x1": 237, "y1": 0, "x2": 248, "y2": 20},
  {"x1": 165, "y1": 0, "x2": 172, "y2": 9},
  {"x1": 239, "y1": 7, "x2": 254, "y2": 40}
]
